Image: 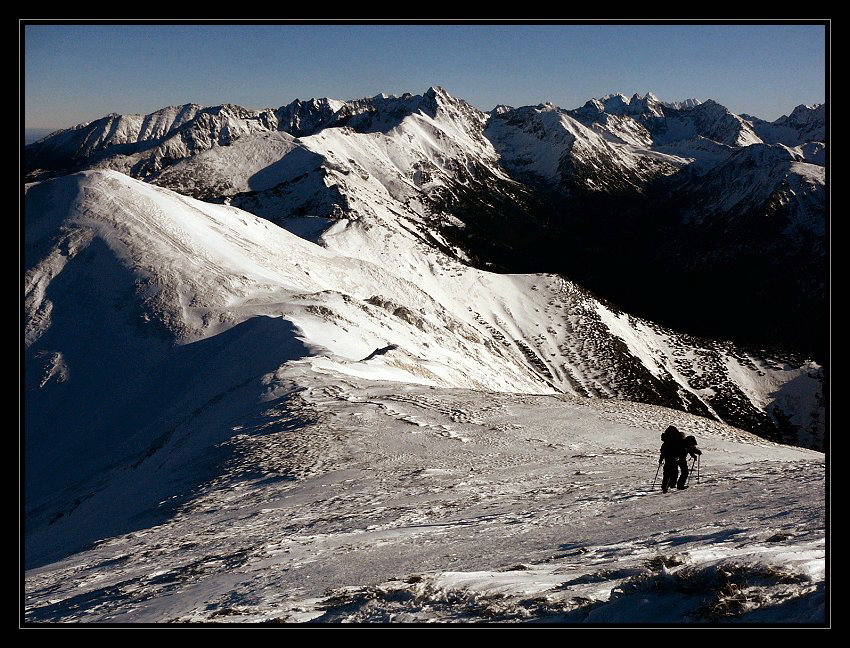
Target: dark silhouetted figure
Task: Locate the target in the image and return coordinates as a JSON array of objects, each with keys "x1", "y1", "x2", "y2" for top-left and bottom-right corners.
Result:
[{"x1": 658, "y1": 426, "x2": 702, "y2": 492}]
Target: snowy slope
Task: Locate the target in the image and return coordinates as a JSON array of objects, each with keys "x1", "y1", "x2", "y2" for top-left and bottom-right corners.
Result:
[
  {"x1": 24, "y1": 376, "x2": 824, "y2": 623},
  {"x1": 24, "y1": 89, "x2": 826, "y2": 441},
  {"x1": 485, "y1": 103, "x2": 683, "y2": 193},
  {"x1": 25, "y1": 170, "x2": 824, "y2": 562},
  {"x1": 675, "y1": 144, "x2": 825, "y2": 231},
  {"x1": 24, "y1": 104, "x2": 280, "y2": 180},
  {"x1": 27, "y1": 170, "x2": 822, "y2": 425},
  {"x1": 571, "y1": 95, "x2": 762, "y2": 152},
  {"x1": 22, "y1": 162, "x2": 827, "y2": 624},
  {"x1": 744, "y1": 104, "x2": 825, "y2": 147},
  {"x1": 652, "y1": 100, "x2": 763, "y2": 148},
  {"x1": 22, "y1": 88, "x2": 828, "y2": 625}
]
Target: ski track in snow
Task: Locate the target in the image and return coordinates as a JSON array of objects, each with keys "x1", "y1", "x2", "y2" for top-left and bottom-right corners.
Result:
[{"x1": 24, "y1": 375, "x2": 824, "y2": 624}]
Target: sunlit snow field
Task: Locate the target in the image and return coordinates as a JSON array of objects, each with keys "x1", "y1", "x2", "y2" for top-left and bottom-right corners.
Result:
[{"x1": 25, "y1": 372, "x2": 824, "y2": 623}]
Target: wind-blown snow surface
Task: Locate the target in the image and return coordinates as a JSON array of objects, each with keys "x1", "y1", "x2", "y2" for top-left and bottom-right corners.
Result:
[
  {"x1": 24, "y1": 376, "x2": 824, "y2": 623},
  {"x1": 24, "y1": 170, "x2": 825, "y2": 623}
]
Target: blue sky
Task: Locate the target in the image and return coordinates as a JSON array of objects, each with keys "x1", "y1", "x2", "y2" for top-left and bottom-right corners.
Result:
[{"x1": 24, "y1": 23, "x2": 826, "y2": 129}]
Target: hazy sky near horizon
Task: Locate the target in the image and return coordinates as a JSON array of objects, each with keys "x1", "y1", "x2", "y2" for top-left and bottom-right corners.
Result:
[{"x1": 24, "y1": 23, "x2": 826, "y2": 129}]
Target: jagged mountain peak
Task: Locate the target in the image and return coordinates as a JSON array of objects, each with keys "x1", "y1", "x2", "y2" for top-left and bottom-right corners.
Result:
[
  {"x1": 573, "y1": 92, "x2": 666, "y2": 119},
  {"x1": 530, "y1": 101, "x2": 559, "y2": 112},
  {"x1": 422, "y1": 85, "x2": 482, "y2": 115},
  {"x1": 594, "y1": 94, "x2": 630, "y2": 113},
  {"x1": 100, "y1": 102, "x2": 205, "y2": 121},
  {"x1": 626, "y1": 92, "x2": 664, "y2": 116},
  {"x1": 490, "y1": 104, "x2": 514, "y2": 115},
  {"x1": 324, "y1": 86, "x2": 488, "y2": 137},
  {"x1": 599, "y1": 93, "x2": 629, "y2": 103},
  {"x1": 284, "y1": 97, "x2": 341, "y2": 109},
  {"x1": 693, "y1": 98, "x2": 723, "y2": 111},
  {"x1": 275, "y1": 97, "x2": 345, "y2": 137},
  {"x1": 790, "y1": 102, "x2": 823, "y2": 114},
  {"x1": 741, "y1": 103, "x2": 825, "y2": 147},
  {"x1": 783, "y1": 103, "x2": 825, "y2": 124},
  {"x1": 583, "y1": 92, "x2": 709, "y2": 117},
  {"x1": 424, "y1": 85, "x2": 448, "y2": 98},
  {"x1": 661, "y1": 98, "x2": 703, "y2": 110},
  {"x1": 29, "y1": 90, "x2": 822, "y2": 184},
  {"x1": 629, "y1": 91, "x2": 656, "y2": 103}
]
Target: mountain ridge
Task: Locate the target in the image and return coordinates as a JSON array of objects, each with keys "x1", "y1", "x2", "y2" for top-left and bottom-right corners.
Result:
[
  {"x1": 26, "y1": 88, "x2": 825, "y2": 180},
  {"x1": 22, "y1": 90, "x2": 828, "y2": 623},
  {"x1": 24, "y1": 87, "x2": 827, "y2": 446}
]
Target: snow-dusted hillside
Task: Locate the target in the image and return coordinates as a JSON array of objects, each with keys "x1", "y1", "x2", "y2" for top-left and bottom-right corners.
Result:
[
  {"x1": 25, "y1": 170, "x2": 823, "y2": 573},
  {"x1": 678, "y1": 145, "x2": 825, "y2": 240},
  {"x1": 570, "y1": 94, "x2": 762, "y2": 150},
  {"x1": 25, "y1": 171, "x2": 823, "y2": 451},
  {"x1": 744, "y1": 104, "x2": 825, "y2": 148},
  {"x1": 25, "y1": 374, "x2": 825, "y2": 623},
  {"x1": 485, "y1": 103, "x2": 684, "y2": 194},
  {"x1": 23, "y1": 88, "x2": 827, "y2": 437},
  {"x1": 24, "y1": 104, "x2": 280, "y2": 180},
  {"x1": 22, "y1": 88, "x2": 828, "y2": 623}
]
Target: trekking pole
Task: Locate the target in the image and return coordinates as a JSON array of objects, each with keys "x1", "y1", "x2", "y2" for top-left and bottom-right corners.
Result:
[
  {"x1": 652, "y1": 461, "x2": 662, "y2": 489},
  {"x1": 697, "y1": 455, "x2": 700, "y2": 484}
]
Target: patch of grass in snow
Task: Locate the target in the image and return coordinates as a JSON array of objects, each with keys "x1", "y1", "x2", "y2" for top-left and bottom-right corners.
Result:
[
  {"x1": 307, "y1": 578, "x2": 600, "y2": 623},
  {"x1": 612, "y1": 560, "x2": 812, "y2": 621}
]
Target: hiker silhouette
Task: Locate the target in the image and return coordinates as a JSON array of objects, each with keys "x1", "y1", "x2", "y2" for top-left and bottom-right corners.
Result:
[{"x1": 658, "y1": 426, "x2": 702, "y2": 492}]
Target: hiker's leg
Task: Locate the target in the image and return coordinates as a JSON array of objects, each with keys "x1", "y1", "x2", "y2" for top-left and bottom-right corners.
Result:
[
  {"x1": 663, "y1": 462, "x2": 677, "y2": 491},
  {"x1": 677, "y1": 458, "x2": 689, "y2": 489}
]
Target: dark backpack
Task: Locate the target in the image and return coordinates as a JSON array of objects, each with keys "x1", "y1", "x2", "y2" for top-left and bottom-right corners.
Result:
[
  {"x1": 661, "y1": 425, "x2": 685, "y2": 443},
  {"x1": 683, "y1": 434, "x2": 702, "y2": 456}
]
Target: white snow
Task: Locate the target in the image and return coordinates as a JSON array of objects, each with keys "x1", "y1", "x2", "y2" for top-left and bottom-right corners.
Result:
[
  {"x1": 24, "y1": 377, "x2": 824, "y2": 623},
  {"x1": 23, "y1": 89, "x2": 828, "y2": 624}
]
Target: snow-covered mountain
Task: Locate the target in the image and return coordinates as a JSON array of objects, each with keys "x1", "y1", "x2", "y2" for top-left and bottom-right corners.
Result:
[
  {"x1": 22, "y1": 87, "x2": 828, "y2": 624},
  {"x1": 24, "y1": 87, "x2": 826, "y2": 430},
  {"x1": 743, "y1": 104, "x2": 825, "y2": 147},
  {"x1": 25, "y1": 375, "x2": 825, "y2": 623},
  {"x1": 24, "y1": 89, "x2": 824, "y2": 213},
  {"x1": 671, "y1": 143, "x2": 825, "y2": 230},
  {"x1": 274, "y1": 97, "x2": 346, "y2": 137},
  {"x1": 573, "y1": 93, "x2": 666, "y2": 119},
  {"x1": 570, "y1": 95, "x2": 761, "y2": 149},
  {"x1": 24, "y1": 104, "x2": 280, "y2": 181},
  {"x1": 485, "y1": 102, "x2": 683, "y2": 194},
  {"x1": 661, "y1": 97, "x2": 703, "y2": 110},
  {"x1": 23, "y1": 169, "x2": 826, "y2": 622},
  {"x1": 26, "y1": 169, "x2": 822, "y2": 425},
  {"x1": 25, "y1": 168, "x2": 823, "y2": 542},
  {"x1": 25, "y1": 168, "x2": 822, "y2": 549}
]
